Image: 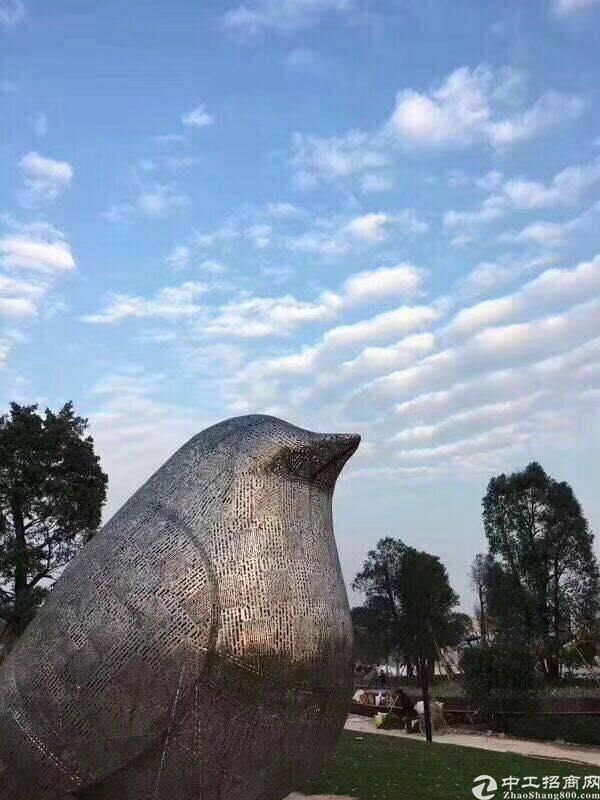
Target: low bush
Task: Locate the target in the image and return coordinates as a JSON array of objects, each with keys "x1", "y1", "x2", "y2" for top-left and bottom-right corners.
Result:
[
  {"x1": 461, "y1": 642, "x2": 540, "y2": 714},
  {"x1": 491, "y1": 713, "x2": 600, "y2": 746}
]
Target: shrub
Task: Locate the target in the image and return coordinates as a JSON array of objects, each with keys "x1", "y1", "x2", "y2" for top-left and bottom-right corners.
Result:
[{"x1": 461, "y1": 642, "x2": 541, "y2": 714}]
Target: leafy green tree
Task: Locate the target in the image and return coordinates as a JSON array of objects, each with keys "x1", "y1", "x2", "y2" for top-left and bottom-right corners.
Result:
[
  {"x1": 352, "y1": 537, "x2": 470, "y2": 678},
  {"x1": 354, "y1": 539, "x2": 469, "y2": 742},
  {"x1": 352, "y1": 537, "x2": 411, "y2": 673},
  {"x1": 394, "y1": 547, "x2": 470, "y2": 675},
  {"x1": 351, "y1": 597, "x2": 395, "y2": 668},
  {"x1": 481, "y1": 462, "x2": 599, "y2": 679},
  {"x1": 0, "y1": 402, "x2": 108, "y2": 656}
]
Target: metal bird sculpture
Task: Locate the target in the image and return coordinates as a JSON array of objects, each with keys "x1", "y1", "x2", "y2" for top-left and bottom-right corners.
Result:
[{"x1": 0, "y1": 415, "x2": 359, "y2": 800}]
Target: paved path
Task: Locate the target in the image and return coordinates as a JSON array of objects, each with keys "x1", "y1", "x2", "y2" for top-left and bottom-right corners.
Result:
[{"x1": 345, "y1": 715, "x2": 600, "y2": 767}]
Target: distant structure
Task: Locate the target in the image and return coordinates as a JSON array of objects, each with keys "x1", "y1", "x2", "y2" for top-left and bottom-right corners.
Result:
[{"x1": 0, "y1": 415, "x2": 359, "y2": 800}]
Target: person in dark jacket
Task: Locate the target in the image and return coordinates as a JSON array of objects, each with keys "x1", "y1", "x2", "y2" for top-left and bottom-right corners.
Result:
[{"x1": 392, "y1": 688, "x2": 418, "y2": 732}]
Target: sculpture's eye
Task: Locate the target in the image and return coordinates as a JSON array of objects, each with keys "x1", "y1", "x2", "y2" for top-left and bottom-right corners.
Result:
[{"x1": 268, "y1": 433, "x2": 360, "y2": 489}]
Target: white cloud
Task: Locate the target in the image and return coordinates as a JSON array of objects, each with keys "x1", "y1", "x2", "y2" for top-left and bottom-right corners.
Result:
[
  {"x1": 553, "y1": 0, "x2": 600, "y2": 14},
  {"x1": 88, "y1": 367, "x2": 202, "y2": 516},
  {"x1": 342, "y1": 263, "x2": 425, "y2": 303},
  {"x1": 500, "y1": 220, "x2": 569, "y2": 248},
  {"x1": 195, "y1": 263, "x2": 428, "y2": 341},
  {"x1": 166, "y1": 245, "x2": 191, "y2": 271},
  {"x1": 245, "y1": 223, "x2": 272, "y2": 249},
  {"x1": 0, "y1": 0, "x2": 24, "y2": 27},
  {"x1": 291, "y1": 130, "x2": 387, "y2": 187},
  {"x1": 456, "y1": 255, "x2": 555, "y2": 301},
  {"x1": 221, "y1": 0, "x2": 353, "y2": 38},
  {"x1": 82, "y1": 258, "x2": 432, "y2": 350},
  {"x1": 83, "y1": 281, "x2": 207, "y2": 324},
  {"x1": 0, "y1": 235, "x2": 75, "y2": 273},
  {"x1": 193, "y1": 203, "x2": 421, "y2": 259},
  {"x1": 387, "y1": 65, "x2": 583, "y2": 150},
  {"x1": 444, "y1": 158, "x2": 600, "y2": 242},
  {"x1": 202, "y1": 292, "x2": 342, "y2": 338},
  {"x1": 446, "y1": 256, "x2": 600, "y2": 338},
  {"x1": 102, "y1": 203, "x2": 133, "y2": 224},
  {"x1": 386, "y1": 335, "x2": 600, "y2": 475},
  {"x1": 0, "y1": 296, "x2": 37, "y2": 316},
  {"x1": 226, "y1": 303, "x2": 439, "y2": 413},
  {"x1": 501, "y1": 158, "x2": 600, "y2": 209},
  {"x1": 200, "y1": 259, "x2": 227, "y2": 275},
  {"x1": 476, "y1": 170, "x2": 504, "y2": 191},
  {"x1": 319, "y1": 305, "x2": 437, "y2": 351},
  {"x1": 289, "y1": 65, "x2": 582, "y2": 191},
  {"x1": 344, "y1": 212, "x2": 390, "y2": 242},
  {"x1": 18, "y1": 151, "x2": 73, "y2": 206},
  {"x1": 287, "y1": 209, "x2": 427, "y2": 256},
  {"x1": 487, "y1": 92, "x2": 584, "y2": 147},
  {"x1": 0, "y1": 274, "x2": 44, "y2": 317},
  {"x1": 264, "y1": 201, "x2": 304, "y2": 218},
  {"x1": 0, "y1": 221, "x2": 76, "y2": 350},
  {"x1": 181, "y1": 103, "x2": 215, "y2": 128},
  {"x1": 444, "y1": 195, "x2": 505, "y2": 230},
  {"x1": 216, "y1": 237, "x2": 600, "y2": 480},
  {"x1": 349, "y1": 298, "x2": 600, "y2": 420},
  {"x1": 137, "y1": 184, "x2": 189, "y2": 218},
  {"x1": 389, "y1": 65, "x2": 493, "y2": 148}
]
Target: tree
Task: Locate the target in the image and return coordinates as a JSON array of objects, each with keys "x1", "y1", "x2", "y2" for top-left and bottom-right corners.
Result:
[
  {"x1": 481, "y1": 462, "x2": 599, "y2": 680},
  {"x1": 471, "y1": 553, "x2": 493, "y2": 646},
  {"x1": 352, "y1": 537, "x2": 411, "y2": 673},
  {"x1": 394, "y1": 548, "x2": 470, "y2": 741},
  {"x1": 394, "y1": 548, "x2": 470, "y2": 676},
  {"x1": 0, "y1": 402, "x2": 108, "y2": 656},
  {"x1": 351, "y1": 597, "x2": 395, "y2": 668},
  {"x1": 353, "y1": 538, "x2": 470, "y2": 740}
]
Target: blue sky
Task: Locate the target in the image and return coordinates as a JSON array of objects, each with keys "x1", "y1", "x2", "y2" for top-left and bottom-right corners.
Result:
[{"x1": 1, "y1": 0, "x2": 599, "y2": 610}]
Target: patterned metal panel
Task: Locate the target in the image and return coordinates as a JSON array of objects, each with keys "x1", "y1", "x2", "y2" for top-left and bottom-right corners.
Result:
[{"x1": 0, "y1": 414, "x2": 359, "y2": 800}]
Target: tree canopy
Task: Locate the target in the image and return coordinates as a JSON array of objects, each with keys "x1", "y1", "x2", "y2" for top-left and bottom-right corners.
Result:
[
  {"x1": 352, "y1": 537, "x2": 470, "y2": 676},
  {"x1": 480, "y1": 461, "x2": 599, "y2": 679},
  {"x1": 0, "y1": 402, "x2": 107, "y2": 655}
]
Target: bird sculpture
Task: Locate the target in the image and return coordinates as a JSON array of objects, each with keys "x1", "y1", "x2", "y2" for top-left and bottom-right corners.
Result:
[{"x1": 0, "y1": 414, "x2": 359, "y2": 800}]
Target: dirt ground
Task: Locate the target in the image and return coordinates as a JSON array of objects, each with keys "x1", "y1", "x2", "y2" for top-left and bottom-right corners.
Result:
[{"x1": 345, "y1": 714, "x2": 600, "y2": 766}]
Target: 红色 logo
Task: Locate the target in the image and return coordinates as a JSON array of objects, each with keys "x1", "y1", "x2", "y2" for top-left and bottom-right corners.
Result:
[{"x1": 472, "y1": 774, "x2": 498, "y2": 800}]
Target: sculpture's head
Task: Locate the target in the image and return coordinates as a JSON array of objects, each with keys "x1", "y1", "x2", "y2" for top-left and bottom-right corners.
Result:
[
  {"x1": 176, "y1": 413, "x2": 360, "y2": 546},
  {"x1": 241, "y1": 414, "x2": 360, "y2": 491},
  {"x1": 170, "y1": 415, "x2": 359, "y2": 668},
  {"x1": 178, "y1": 413, "x2": 360, "y2": 500}
]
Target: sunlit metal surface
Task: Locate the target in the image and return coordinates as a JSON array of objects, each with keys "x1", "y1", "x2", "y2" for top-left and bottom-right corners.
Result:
[{"x1": 0, "y1": 415, "x2": 358, "y2": 800}]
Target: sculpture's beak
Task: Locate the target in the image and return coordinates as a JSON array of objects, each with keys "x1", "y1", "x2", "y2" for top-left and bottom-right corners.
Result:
[{"x1": 274, "y1": 432, "x2": 360, "y2": 489}]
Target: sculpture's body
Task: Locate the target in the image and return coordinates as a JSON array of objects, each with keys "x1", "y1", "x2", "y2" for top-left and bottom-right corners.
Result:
[{"x1": 0, "y1": 415, "x2": 358, "y2": 800}]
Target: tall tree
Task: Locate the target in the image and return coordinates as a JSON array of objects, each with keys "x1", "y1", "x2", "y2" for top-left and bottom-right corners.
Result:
[
  {"x1": 354, "y1": 540, "x2": 469, "y2": 742},
  {"x1": 482, "y1": 462, "x2": 599, "y2": 679},
  {"x1": 0, "y1": 402, "x2": 108, "y2": 656},
  {"x1": 352, "y1": 538, "x2": 470, "y2": 679},
  {"x1": 471, "y1": 553, "x2": 493, "y2": 646},
  {"x1": 352, "y1": 537, "x2": 410, "y2": 673},
  {"x1": 394, "y1": 548, "x2": 470, "y2": 673}
]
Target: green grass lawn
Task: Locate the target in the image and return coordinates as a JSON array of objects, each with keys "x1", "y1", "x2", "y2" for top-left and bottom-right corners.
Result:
[{"x1": 301, "y1": 731, "x2": 594, "y2": 799}]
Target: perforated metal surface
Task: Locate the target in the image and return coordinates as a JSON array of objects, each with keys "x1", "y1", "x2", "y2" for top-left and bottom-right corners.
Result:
[{"x1": 0, "y1": 415, "x2": 359, "y2": 800}]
